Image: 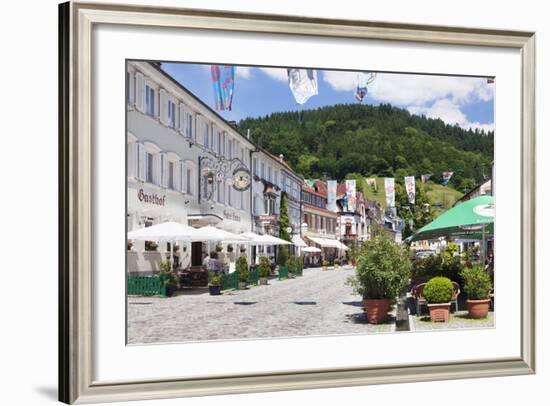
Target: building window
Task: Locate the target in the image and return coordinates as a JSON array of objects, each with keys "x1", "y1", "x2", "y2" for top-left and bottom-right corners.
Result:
[
  {"x1": 264, "y1": 195, "x2": 275, "y2": 215},
  {"x1": 260, "y1": 162, "x2": 265, "y2": 179},
  {"x1": 268, "y1": 166, "x2": 272, "y2": 183},
  {"x1": 168, "y1": 161, "x2": 175, "y2": 190},
  {"x1": 227, "y1": 185, "x2": 232, "y2": 206},
  {"x1": 253, "y1": 158, "x2": 257, "y2": 176},
  {"x1": 203, "y1": 121, "x2": 209, "y2": 148},
  {"x1": 146, "y1": 152, "x2": 154, "y2": 183},
  {"x1": 145, "y1": 85, "x2": 155, "y2": 117},
  {"x1": 217, "y1": 131, "x2": 222, "y2": 154},
  {"x1": 185, "y1": 112, "x2": 193, "y2": 138},
  {"x1": 167, "y1": 100, "x2": 176, "y2": 129},
  {"x1": 186, "y1": 168, "x2": 192, "y2": 195},
  {"x1": 274, "y1": 170, "x2": 279, "y2": 187}
]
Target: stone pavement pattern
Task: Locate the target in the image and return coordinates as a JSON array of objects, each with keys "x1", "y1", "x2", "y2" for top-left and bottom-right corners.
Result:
[{"x1": 127, "y1": 267, "x2": 393, "y2": 344}]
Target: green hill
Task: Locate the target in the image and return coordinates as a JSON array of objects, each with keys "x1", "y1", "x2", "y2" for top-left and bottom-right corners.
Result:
[
  {"x1": 238, "y1": 103, "x2": 493, "y2": 193},
  {"x1": 358, "y1": 176, "x2": 462, "y2": 214}
]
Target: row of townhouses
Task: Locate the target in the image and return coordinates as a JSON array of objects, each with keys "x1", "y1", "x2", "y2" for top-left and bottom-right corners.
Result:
[{"x1": 126, "y1": 61, "x2": 397, "y2": 274}]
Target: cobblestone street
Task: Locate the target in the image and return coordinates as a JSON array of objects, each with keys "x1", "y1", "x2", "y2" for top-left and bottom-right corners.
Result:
[{"x1": 127, "y1": 266, "x2": 394, "y2": 344}]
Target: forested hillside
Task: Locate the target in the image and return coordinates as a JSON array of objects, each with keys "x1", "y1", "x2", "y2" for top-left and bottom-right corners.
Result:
[{"x1": 238, "y1": 103, "x2": 493, "y2": 193}]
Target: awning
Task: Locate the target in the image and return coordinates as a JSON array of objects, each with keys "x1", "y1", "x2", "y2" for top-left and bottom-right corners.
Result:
[
  {"x1": 306, "y1": 236, "x2": 348, "y2": 250},
  {"x1": 292, "y1": 235, "x2": 307, "y2": 247}
]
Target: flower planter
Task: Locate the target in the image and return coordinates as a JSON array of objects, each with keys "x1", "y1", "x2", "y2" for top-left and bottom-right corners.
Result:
[
  {"x1": 208, "y1": 285, "x2": 221, "y2": 295},
  {"x1": 165, "y1": 285, "x2": 175, "y2": 297},
  {"x1": 428, "y1": 303, "x2": 451, "y2": 322},
  {"x1": 259, "y1": 277, "x2": 268, "y2": 285},
  {"x1": 466, "y1": 299, "x2": 491, "y2": 318},
  {"x1": 238, "y1": 281, "x2": 247, "y2": 290},
  {"x1": 363, "y1": 298, "x2": 391, "y2": 324}
]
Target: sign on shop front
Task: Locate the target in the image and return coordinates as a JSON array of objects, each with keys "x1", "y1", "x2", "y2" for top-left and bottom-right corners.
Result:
[
  {"x1": 223, "y1": 210, "x2": 241, "y2": 222},
  {"x1": 137, "y1": 188, "x2": 166, "y2": 206}
]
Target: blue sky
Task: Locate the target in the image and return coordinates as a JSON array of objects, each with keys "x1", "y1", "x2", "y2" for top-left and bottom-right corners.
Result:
[{"x1": 161, "y1": 62, "x2": 494, "y2": 132}]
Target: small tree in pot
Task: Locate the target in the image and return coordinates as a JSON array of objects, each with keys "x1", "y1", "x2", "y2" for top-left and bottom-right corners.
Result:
[
  {"x1": 158, "y1": 260, "x2": 178, "y2": 297},
  {"x1": 258, "y1": 256, "x2": 271, "y2": 285},
  {"x1": 424, "y1": 276, "x2": 454, "y2": 322},
  {"x1": 346, "y1": 236, "x2": 411, "y2": 324},
  {"x1": 460, "y1": 266, "x2": 492, "y2": 318},
  {"x1": 236, "y1": 256, "x2": 249, "y2": 290},
  {"x1": 208, "y1": 271, "x2": 222, "y2": 295}
]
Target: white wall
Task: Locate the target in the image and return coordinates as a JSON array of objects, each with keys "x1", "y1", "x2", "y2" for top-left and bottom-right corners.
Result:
[{"x1": 0, "y1": 0, "x2": 546, "y2": 405}]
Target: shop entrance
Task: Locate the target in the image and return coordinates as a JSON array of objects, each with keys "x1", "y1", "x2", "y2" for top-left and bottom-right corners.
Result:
[{"x1": 191, "y1": 241, "x2": 203, "y2": 266}]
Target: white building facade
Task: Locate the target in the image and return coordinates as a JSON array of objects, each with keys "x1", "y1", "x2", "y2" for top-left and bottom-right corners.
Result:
[{"x1": 127, "y1": 61, "x2": 264, "y2": 273}]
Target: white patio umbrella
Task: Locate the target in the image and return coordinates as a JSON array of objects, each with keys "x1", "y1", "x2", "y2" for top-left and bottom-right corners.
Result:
[
  {"x1": 302, "y1": 246, "x2": 322, "y2": 253},
  {"x1": 292, "y1": 234, "x2": 307, "y2": 247},
  {"x1": 127, "y1": 221, "x2": 202, "y2": 242},
  {"x1": 127, "y1": 221, "x2": 208, "y2": 269},
  {"x1": 196, "y1": 226, "x2": 249, "y2": 243}
]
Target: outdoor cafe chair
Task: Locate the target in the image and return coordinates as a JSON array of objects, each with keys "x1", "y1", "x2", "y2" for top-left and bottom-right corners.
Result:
[
  {"x1": 451, "y1": 281, "x2": 461, "y2": 312},
  {"x1": 411, "y1": 283, "x2": 427, "y2": 316}
]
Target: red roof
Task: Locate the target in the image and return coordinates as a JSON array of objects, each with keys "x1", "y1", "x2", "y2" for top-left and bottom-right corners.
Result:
[
  {"x1": 302, "y1": 184, "x2": 327, "y2": 198},
  {"x1": 336, "y1": 183, "x2": 347, "y2": 197},
  {"x1": 303, "y1": 203, "x2": 338, "y2": 217}
]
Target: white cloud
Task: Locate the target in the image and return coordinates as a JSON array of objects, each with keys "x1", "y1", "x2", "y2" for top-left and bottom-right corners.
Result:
[
  {"x1": 258, "y1": 67, "x2": 288, "y2": 82},
  {"x1": 408, "y1": 99, "x2": 494, "y2": 132},
  {"x1": 236, "y1": 67, "x2": 252, "y2": 79},
  {"x1": 322, "y1": 71, "x2": 494, "y2": 106},
  {"x1": 369, "y1": 74, "x2": 493, "y2": 105},
  {"x1": 322, "y1": 71, "x2": 357, "y2": 91}
]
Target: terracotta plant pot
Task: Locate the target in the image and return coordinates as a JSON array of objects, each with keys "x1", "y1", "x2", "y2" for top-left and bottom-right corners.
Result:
[
  {"x1": 238, "y1": 281, "x2": 247, "y2": 290},
  {"x1": 363, "y1": 298, "x2": 391, "y2": 324},
  {"x1": 466, "y1": 299, "x2": 491, "y2": 319},
  {"x1": 428, "y1": 303, "x2": 450, "y2": 322},
  {"x1": 259, "y1": 277, "x2": 268, "y2": 285}
]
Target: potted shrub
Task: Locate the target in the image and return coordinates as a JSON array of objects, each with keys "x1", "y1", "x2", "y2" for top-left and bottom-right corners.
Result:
[
  {"x1": 215, "y1": 244, "x2": 223, "y2": 253},
  {"x1": 322, "y1": 260, "x2": 329, "y2": 271},
  {"x1": 258, "y1": 256, "x2": 271, "y2": 285},
  {"x1": 158, "y1": 260, "x2": 178, "y2": 297},
  {"x1": 346, "y1": 236, "x2": 411, "y2": 324},
  {"x1": 334, "y1": 258, "x2": 340, "y2": 269},
  {"x1": 227, "y1": 244, "x2": 234, "y2": 253},
  {"x1": 208, "y1": 272, "x2": 222, "y2": 295},
  {"x1": 460, "y1": 266, "x2": 492, "y2": 318},
  {"x1": 236, "y1": 256, "x2": 249, "y2": 289},
  {"x1": 145, "y1": 240, "x2": 158, "y2": 251},
  {"x1": 239, "y1": 245, "x2": 246, "y2": 254},
  {"x1": 424, "y1": 276, "x2": 454, "y2": 322}
]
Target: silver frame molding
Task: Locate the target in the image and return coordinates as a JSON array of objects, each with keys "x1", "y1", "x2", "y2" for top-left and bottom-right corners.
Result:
[{"x1": 58, "y1": 1, "x2": 536, "y2": 404}]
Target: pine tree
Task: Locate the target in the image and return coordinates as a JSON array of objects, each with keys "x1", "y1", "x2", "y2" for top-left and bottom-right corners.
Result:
[{"x1": 278, "y1": 192, "x2": 291, "y2": 241}]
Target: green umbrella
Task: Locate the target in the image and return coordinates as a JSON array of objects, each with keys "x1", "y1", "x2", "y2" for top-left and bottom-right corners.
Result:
[{"x1": 409, "y1": 195, "x2": 495, "y2": 242}]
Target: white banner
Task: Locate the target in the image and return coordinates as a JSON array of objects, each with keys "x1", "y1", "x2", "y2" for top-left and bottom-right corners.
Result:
[
  {"x1": 384, "y1": 178, "x2": 395, "y2": 208},
  {"x1": 345, "y1": 180, "x2": 357, "y2": 212},
  {"x1": 405, "y1": 176, "x2": 416, "y2": 204},
  {"x1": 287, "y1": 69, "x2": 318, "y2": 104},
  {"x1": 327, "y1": 180, "x2": 337, "y2": 212}
]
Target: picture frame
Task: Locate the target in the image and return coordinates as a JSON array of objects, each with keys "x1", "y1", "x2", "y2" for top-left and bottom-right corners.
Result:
[{"x1": 59, "y1": 1, "x2": 536, "y2": 404}]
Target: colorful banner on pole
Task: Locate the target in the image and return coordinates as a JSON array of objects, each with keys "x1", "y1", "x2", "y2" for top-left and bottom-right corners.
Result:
[
  {"x1": 405, "y1": 176, "x2": 416, "y2": 204},
  {"x1": 345, "y1": 180, "x2": 357, "y2": 212},
  {"x1": 384, "y1": 178, "x2": 395, "y2": 208},
  {"x1": 355, "y1": 72, "x2": 376, "y2": 102},
  {"x1": 210, "y1": 65, "x2": 235, "y2": 111},
  {"x1": 442, "y1": 171, "x2": 454, "y2": 185},
  {"x1": 421, "y1": 174, "x2": 432, "y2": 183},
  {"x1": 365, "y1": 177, "x2": 377, "y2": 190},
  {"x1": 327, "y1": 180, "x2": 337, "y2": 212},
  {"x1": 287, "y1": 69, "x2": 318, "y2": 104}
]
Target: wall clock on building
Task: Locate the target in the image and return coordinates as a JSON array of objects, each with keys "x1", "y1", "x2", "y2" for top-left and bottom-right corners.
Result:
[{"x1": 232, "y1": 168, "x2": 251, "y2": 191}]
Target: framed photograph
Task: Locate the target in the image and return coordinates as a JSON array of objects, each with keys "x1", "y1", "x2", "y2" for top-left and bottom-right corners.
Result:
[{"x1": 59, "y1": 1, "x2": 536, "y2": 404}]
